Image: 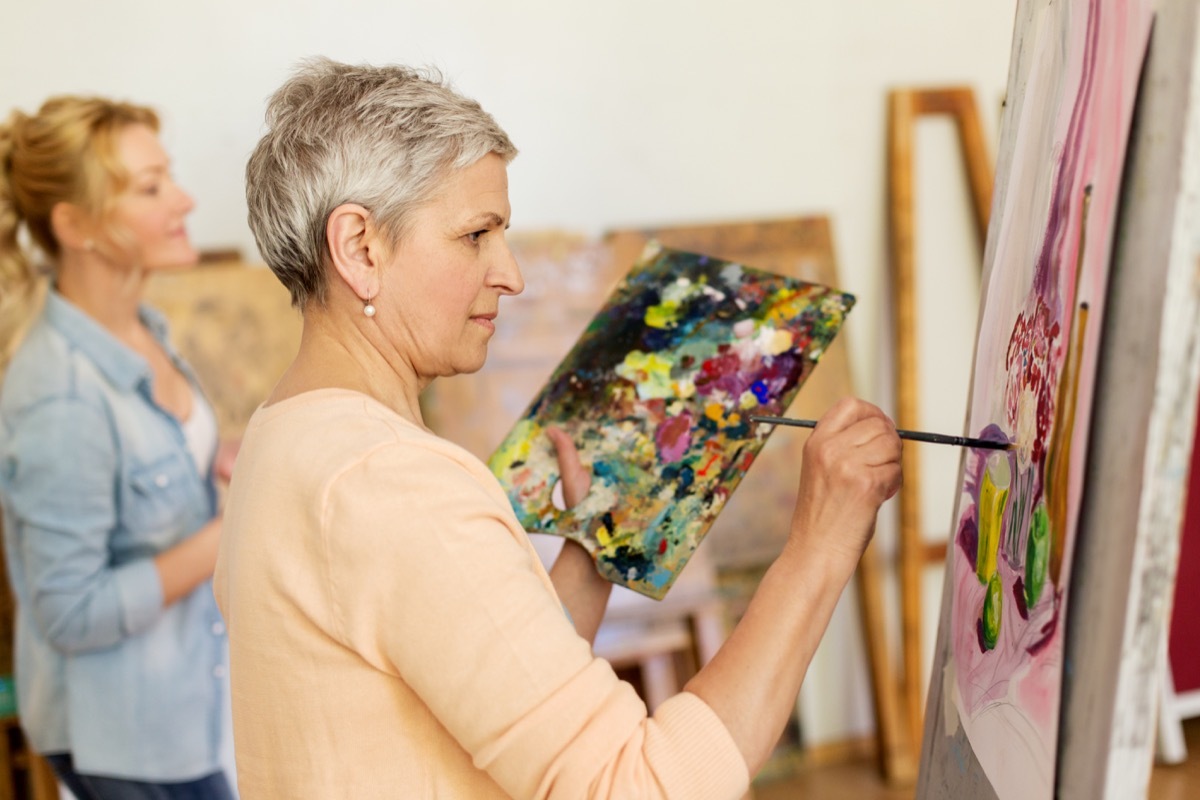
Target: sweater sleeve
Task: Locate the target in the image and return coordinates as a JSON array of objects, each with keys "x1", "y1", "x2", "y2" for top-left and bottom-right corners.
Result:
[{"x1": 319, "y1": 440, "x2": 749, "y2": 799}]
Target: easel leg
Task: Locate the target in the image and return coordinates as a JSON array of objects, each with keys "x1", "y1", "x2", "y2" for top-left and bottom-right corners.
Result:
[{"x1": 855, "y1": 537, "x2": 917, "y2": 785}]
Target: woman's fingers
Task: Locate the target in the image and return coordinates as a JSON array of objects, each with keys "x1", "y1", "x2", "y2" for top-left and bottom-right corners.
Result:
[
  {"x1": 790, "y1": 398, "x2": 904, "y2": 562},
  {"x1": 547, "y1": 426, "x2": 592, "y2": 508},
  {"x1": 811, "y1": 396, "x2": 890, "y2": 437},
  {"x1": 214, "y1": 438, "x2": 242, "y2": 484}
]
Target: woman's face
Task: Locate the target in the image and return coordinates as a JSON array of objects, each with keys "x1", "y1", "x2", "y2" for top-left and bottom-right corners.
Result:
[
  {"x1": 382, "y1": 152, "x2": 524, "y2": 379},
  {"x1": 103, "y1": 123, "x2": 198, "y2": 270}
]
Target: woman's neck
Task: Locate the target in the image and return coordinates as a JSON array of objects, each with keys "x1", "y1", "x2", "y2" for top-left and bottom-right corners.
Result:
[
  {"x1": 55, "y1": 253, "x2": 144, "y2": 340},
  {"x1": 268, "y1": 308, "x2": 429, "y2": 429}
]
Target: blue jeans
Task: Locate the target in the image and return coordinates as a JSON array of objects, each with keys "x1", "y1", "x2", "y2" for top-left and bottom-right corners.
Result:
[{"x1": 44, "y1": 754, "x2": 235, "y2": 800}]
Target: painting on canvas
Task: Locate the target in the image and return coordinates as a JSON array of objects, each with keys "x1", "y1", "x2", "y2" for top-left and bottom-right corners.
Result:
[
  {"x1": 948, "y1": 0, "x2": 1152, "y2": 795},
  {"x1": 488, "y1": 243, "x2": 854, "y2": 599}
]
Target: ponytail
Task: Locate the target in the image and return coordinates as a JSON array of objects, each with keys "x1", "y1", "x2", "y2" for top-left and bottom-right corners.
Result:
[{"x1": 0, "y1": 112, "x2": 46, "y2": 378}]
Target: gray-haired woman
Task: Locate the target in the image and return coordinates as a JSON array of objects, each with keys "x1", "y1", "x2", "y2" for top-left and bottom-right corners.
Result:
[{"x1": 216, "y1": 57, "x2": 901, "y2": 799}]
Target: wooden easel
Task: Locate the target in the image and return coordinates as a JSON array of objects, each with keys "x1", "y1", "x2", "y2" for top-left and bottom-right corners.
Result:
[{"x1": 884, "y1": 86, "x2": 994, "y2": 779}]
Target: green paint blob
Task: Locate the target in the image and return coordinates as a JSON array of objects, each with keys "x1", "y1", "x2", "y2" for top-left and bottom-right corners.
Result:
[
  {"x1": 982, "y1": 572, "x2": 1002, "y2": 651},
  {"x1": 1025, "y1": 501, "x2": 1050, "y2": 608}
]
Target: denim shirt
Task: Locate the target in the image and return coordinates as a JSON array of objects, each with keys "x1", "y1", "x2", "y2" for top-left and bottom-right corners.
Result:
[{"x1": 0, "y1": 291, "x2": 229, "y2": 781}]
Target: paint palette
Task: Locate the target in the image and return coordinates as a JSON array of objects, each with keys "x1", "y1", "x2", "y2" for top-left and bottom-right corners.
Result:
[{"x1": 488, "y1": 243, "x2": 854, "y2": 599}]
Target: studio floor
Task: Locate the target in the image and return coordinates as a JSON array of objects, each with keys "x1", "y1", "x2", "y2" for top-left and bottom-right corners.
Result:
[{"x1": 751, "y1": 716, "x2": 1200, "y2": 799}]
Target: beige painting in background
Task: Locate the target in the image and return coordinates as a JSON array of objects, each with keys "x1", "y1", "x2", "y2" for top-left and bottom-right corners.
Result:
[{"x1": 143, "y1": 262, "x2": 301, "y2": 438}]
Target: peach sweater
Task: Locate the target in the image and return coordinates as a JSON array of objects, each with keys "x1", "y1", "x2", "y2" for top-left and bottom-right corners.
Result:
[{"x1": 214, "y1": 389, "x2": 749, "y2": 799}]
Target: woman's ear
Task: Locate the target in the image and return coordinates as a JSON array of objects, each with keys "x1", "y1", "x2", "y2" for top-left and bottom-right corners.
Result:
[
  {"x1": 326, "y1": 203, "x2": 383, "y2": 301},
  {"x1": 49, "y1": 202, "x2": 96, "y2": 252}
]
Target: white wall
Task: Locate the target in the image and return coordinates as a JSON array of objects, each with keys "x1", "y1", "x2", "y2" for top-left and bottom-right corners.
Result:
[{"x1": 3, "y1": 0, "x2": 1016, "y2": 746}]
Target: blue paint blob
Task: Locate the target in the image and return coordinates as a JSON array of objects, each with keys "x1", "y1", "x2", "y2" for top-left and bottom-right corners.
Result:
[{"x1": 605, "y1": 544, "x2": 657, "y2": 582}]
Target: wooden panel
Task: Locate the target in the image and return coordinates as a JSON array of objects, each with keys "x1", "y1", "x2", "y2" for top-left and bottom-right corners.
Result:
[{"x1": 143, "y1": 262, "x2": 302, "y2": 437}]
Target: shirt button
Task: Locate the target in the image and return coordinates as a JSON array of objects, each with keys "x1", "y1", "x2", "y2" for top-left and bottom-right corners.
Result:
[
  {"x1": 154, "y1": 474, "x2": 170, "y2": 488},
  {"x1": 213, "y1": 665, "x2": 227, "y2": 679},
  {"x1": 211, "y1": 622, "x2": 225, "y2": 636}
]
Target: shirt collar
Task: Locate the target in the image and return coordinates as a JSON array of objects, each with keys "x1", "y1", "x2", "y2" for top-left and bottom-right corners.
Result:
[{"x1": 43, "y1": 291, "x2": 174, "y2": 393}]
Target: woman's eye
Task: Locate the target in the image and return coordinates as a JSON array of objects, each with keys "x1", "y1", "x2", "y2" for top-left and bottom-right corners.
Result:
[{"x1": 467, "y1": 230, "x2": 485, "y2": 244}]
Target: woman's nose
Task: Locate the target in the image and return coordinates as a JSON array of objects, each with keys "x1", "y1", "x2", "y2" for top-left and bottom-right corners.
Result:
[{"x1": 491, "y1": 240, "x2": 524, "y2": 296}]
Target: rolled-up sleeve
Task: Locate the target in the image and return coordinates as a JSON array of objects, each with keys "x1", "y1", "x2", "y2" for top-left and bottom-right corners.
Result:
[
  {"x1": 1, "y1": 397, "x2": 164, "y2": 653},
  {"x1": 322, "y1": 443, "x2": 750, "y2": 799}
]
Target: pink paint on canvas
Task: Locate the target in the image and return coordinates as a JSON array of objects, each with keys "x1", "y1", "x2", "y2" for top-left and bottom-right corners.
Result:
[{"x1": 948, "y1": 1, "x2": 1152, "y2": 797}]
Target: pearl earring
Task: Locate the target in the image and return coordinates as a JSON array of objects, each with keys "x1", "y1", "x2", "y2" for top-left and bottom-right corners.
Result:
[{"x1": 363, "y1": 292, "x2": 376, "y2": 318}]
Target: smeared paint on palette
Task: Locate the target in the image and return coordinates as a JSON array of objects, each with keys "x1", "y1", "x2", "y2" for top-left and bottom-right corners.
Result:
[{"x1": 488, "y1": 243, "x2": 854, "y2": 599}]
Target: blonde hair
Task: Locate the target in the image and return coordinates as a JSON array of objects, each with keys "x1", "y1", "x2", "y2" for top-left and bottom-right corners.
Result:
[
  {"x1": 0, "y1": 96, "x2": 159, "y2": 373},
  {"x1": 246, "y1": 58, "x2": 518, "y2": 308}
]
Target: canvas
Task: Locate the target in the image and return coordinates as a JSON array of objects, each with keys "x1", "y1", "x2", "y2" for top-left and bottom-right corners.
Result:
[
  {"x1": 488, "y1": 242, "x2": 853, "y2": 599},
  {"x1": 945, "y1": 0, "x2": 1152, "y2": 796}
]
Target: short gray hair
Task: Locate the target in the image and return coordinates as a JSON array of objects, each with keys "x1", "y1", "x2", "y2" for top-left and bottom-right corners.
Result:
[{"x1": 246, "y1": 58, "x2": 518, "y2": 308}]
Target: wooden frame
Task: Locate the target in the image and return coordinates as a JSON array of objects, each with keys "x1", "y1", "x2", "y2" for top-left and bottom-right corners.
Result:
[{"x1": 886, "y1": 86, "x2": 995, "y2": 767}]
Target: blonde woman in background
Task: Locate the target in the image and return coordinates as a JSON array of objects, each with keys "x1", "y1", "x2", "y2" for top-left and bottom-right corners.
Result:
[{"x1": 0, "y1": 97, "x2": 236, "y2": 799}]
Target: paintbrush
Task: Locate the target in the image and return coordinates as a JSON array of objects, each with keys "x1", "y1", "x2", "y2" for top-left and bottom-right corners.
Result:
[{"x1": 747, "y1": 415, "x2": 1012, "y2": 450}]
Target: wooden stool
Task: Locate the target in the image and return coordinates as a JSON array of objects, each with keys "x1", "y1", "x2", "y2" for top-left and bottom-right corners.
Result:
[
  {"x1": 0, "y1": 718, "x2": 58, "y2": 800},
  {"x1": 592, "y1": 547, "x2": 729, "y2": 709}
]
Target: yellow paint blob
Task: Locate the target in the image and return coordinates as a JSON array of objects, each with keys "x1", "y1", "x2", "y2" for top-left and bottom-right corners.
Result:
[
  {"x1": 615, "y1": 350, "x2": 675, "y2": 400},
  {"x1": 487, "y1": 419, "x2": 537, "y2": 474},
  {"x1": 758, "y1": 328, "x2": 794, "y2": 356},
  {"x1": 766, "y1": 287, "x2": 816, "y2": 325},
  {"x1": 976, "y1": 453, "x2": 1010, "y2": 584},
  {"x1": 738, "y1": 391, "x2": 760, "y2": 409},
  {"x1": 644, "y1": 300, "x2": 682, "y2": 329}
]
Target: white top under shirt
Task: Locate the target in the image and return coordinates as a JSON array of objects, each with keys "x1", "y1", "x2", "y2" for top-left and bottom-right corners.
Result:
[{"x1": 181, "y1": 384, "x2": 217, "y2": 477}]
